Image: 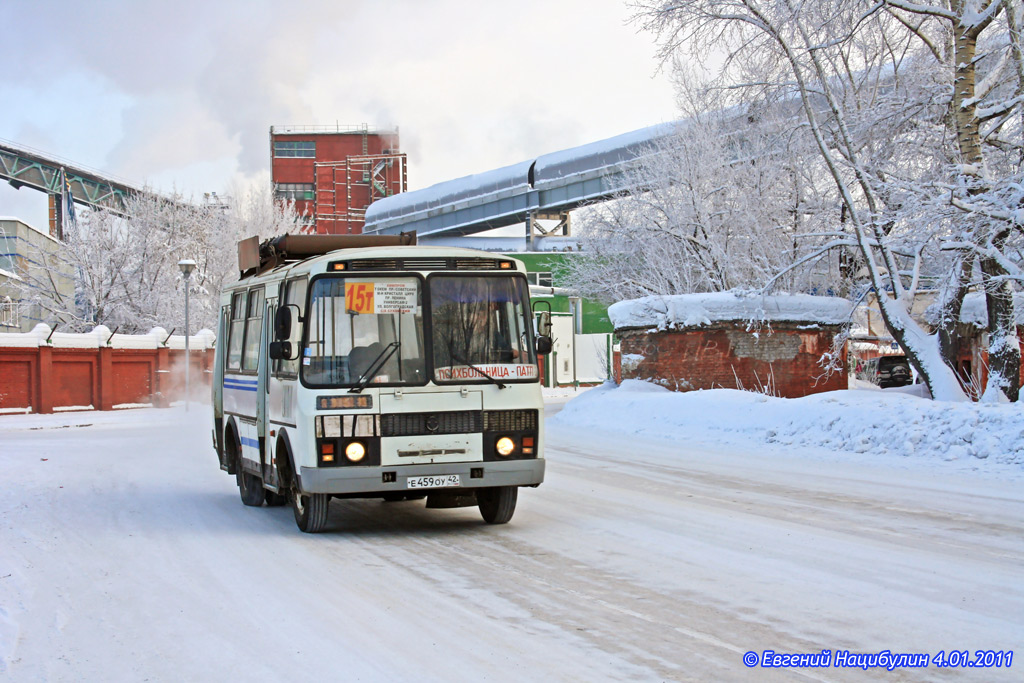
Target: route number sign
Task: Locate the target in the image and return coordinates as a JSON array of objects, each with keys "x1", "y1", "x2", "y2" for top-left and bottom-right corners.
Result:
[{"x1": 345, "y1": 282, "x2": 417, "y2": 315}]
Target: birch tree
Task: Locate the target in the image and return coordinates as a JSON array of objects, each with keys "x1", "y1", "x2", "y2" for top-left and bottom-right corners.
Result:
[{"x1": 882, "y1": 0, "x2": 1023, "y2": 399}]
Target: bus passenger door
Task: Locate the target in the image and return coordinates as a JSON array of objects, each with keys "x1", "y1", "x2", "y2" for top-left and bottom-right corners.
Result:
[
  {"x1": 257, "y1": 292, "x2": 273, "y2": 482},
  {"x1": 213, "y1": 304, "x2": 230, "y2": 465},
  {"x1": 267, "y1": 277, "x2": 306, "y2": 488}
]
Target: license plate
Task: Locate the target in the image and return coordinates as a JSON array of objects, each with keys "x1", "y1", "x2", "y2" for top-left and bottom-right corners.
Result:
[{"x1": 406, "y1": 474, "x2": 461, "y2": 489}]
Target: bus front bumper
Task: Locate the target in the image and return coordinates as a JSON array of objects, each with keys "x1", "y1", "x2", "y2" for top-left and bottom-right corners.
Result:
[{"x1": 298, "y1": 458, "x2": 545, "y2": 495}]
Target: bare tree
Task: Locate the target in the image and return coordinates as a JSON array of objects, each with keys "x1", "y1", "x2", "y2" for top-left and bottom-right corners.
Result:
[
  {"x1": 629, "y1": 0, "x2": 1022, "y2": 401},
  {"x1": 7, "y1": 185, "x2": 299, "y2": 333},
  {"x1": 562, "y1": 82, "x2": 834, "y2": 303}
]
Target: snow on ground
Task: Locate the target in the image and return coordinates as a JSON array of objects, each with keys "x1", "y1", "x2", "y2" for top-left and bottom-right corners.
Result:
[
  {"x1": 541, "y1": 384, "x2": 596, "y2": 403},
  {"x1": 552, "y1": 380, "x2": 1024, "y2": 476},
  {"x1": 2, "y1": 390, "x2": 1022, "y2": 680}
]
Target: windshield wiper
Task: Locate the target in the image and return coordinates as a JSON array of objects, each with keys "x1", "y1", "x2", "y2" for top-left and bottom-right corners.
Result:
[
  {"x1": 350, "y1": 342, "x2": 400, "y2": 394},
  {"x1": 451, "y1": 352, "x2": 507, "y2": 390}
]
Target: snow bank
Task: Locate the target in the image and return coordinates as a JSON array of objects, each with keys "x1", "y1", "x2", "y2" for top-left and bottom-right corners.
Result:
[
  {"x1": 551, "y1": 380, "x2": 1024, "y2": 472},
  {"x1": 609, "y1": 292, "x2": 853, "y2": 330}
]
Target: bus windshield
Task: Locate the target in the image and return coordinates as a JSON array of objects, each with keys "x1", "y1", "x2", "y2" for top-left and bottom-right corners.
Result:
[
  {"x1": 430, "y1": 275, "x2": 537, "y2": 383},
  {"x1": 303, "y1": 276, "x2": 426, "y2": 387}
]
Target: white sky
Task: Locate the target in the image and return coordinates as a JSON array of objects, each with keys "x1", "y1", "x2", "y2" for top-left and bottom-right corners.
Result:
[{"x1": 0, "y1": 0, "x2": 678, "y2": 233}]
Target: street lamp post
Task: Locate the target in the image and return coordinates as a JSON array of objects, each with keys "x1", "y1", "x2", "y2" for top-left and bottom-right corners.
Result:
[{"x1": 178, "y1": 259, "x2": 197, "y2": 412}]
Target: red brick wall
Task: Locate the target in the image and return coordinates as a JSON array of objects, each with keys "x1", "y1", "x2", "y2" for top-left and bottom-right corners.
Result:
[
  {"x1": 112, "y1": 360, "x2": 153, "y2": 405},
  {"x1": 0, "y1": 353, "x2": 34, "y2": 409},
  {"x1": 52, "y1": 351, "x2": 96, "y2": 407},
  {"x1": 0, "y1": 346, "x2": 213, "y2": 414},
  {"x1": 271, "y1": 131, "x2": 404, "y2": 234},
  {"x1": 618, "y1": 324, "x2": 846, "y2": 398},
  {"x1": 963, "y1": 325, "x2": 1024, "y2": 399}
]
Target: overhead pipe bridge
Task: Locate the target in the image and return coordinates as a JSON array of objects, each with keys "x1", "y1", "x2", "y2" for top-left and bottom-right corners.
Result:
[
  {"x1": 0, "y1": 138, "x2": 146, "y2": 238},
  {"x1": 363, "y1": 122, "x2": 678, "y2": 246}
]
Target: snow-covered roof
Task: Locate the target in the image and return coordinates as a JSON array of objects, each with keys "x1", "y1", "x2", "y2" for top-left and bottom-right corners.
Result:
[
  {"x1": 609, "y1": 292, "x2": 854, "y2": 330},
  {"x1": 925, "y1": 292, "x2": 1024, "y2": 328}
]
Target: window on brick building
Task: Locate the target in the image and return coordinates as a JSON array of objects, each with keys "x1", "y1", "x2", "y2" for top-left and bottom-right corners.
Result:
[
  {"x1": 273, "y1": 140, "x2": 315, "y2": 158},
  {"x1": 274, "y1": 183, "x2": 315, "y2": 201}
]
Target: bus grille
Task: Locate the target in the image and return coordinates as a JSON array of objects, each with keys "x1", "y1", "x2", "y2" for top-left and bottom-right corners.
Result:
[
  {"x1": 381, "y1": 410, "x2": 483, "y2": 436},
  {"x1": 348, "y1": 258, "x2": 400, "y2": 270},
  {"x1": 483, "y1": 409, "x2": 538, "y2": 432},
  {"x1": 453, "y1": 258, "x2": 501, "y2": 270}
]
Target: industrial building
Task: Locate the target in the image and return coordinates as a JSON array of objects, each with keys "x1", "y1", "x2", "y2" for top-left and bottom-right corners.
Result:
[
  {"x1": 270, "y1": 125, "x2": 406, "y2": 234},
  {"x1": 0, "y1": 217, "x2": 75, "y2": 333}
]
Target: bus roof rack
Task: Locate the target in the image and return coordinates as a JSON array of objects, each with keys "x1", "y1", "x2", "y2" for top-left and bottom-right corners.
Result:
[{"x1": 238, "y1": 231, "x2": 417, "y2": 278}]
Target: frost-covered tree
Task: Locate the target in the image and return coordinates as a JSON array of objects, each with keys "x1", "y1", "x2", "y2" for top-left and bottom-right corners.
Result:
[
  {"x1": 562, "y1": 77, "x2": 835, "y2": 302},
  {"x1": 9, "y1": 185, "x2": 298, "y2": 333},
  {"x1": 624, "y1": 0, "x2": 1022, "y2": 401}
]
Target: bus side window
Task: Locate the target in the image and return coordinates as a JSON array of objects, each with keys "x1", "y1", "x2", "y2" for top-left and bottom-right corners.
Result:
[
  {"x1": 242, "y1": 288, "x2": 265, "y2": 372},
  {"x1": 227, "y1": 291, "x2": 246, "y2": 371},
  {"x1": 275, "y1": 277, "x2": 307, "y2": 377}
]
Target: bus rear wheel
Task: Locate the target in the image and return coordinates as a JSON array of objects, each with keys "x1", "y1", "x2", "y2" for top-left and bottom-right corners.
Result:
[
  {"x1": 291, "y1": 489, "x2": 330, "y2": 533},
  {"x1": 477, "y1": 486, "x2": 517, "y2": 524},
  {"x1": 265, "y1": 489, "x2": 287, "y2": 507},
  {"x1": 236, "y1": 470, "x2": 265, "y2": 507}
]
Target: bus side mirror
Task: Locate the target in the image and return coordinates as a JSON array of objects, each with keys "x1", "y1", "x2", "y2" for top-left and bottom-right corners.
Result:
[
  {"x1": 269, "y1": 341, "x2": 296, "y2": 361},
  {"x1": 275, "y1": 304, "x2": 298, "y2": 340},
  {"x1": 537, "y1": 310, "x2": 552, "y2": 338},
  {"x1": 535, "y1": 336, "x2": 553, "y2": 355}
]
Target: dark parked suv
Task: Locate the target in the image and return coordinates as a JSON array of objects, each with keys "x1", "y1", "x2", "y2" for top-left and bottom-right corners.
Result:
[{"x1": 870, "y1": 355, "x2": 912, "y2": 388}]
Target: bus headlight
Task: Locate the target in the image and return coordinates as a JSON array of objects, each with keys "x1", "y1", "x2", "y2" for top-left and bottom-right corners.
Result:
[
  {"x1": 345, "y1": 441, "x2": 366, "y2": 463},
  {"x1": 495, "y1": 437, "x2": 516, "y2": 457}
]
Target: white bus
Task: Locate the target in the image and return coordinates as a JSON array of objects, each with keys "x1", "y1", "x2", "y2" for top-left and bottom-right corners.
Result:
[{"x1": 212, "y1": 234, "x2": 552, "y2": 532}]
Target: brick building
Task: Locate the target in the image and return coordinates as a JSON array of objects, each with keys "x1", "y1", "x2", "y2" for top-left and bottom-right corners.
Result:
[
  {"x1": 270, "y1": 125, "x2": 406, "y2": 234},
  {"x1": 610, "y1": 292, "x2": 852, "y2": 398},
  {"x1": 927, "y1": 291, "x2": 1024, "y2": 399}
]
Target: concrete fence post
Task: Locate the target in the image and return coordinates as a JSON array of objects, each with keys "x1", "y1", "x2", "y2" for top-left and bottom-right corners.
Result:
[{"x1": 154, "y1": 346, "x2": 170, "y2": 408}]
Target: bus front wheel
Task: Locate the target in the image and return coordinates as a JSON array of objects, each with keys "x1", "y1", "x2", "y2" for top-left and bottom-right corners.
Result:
[
  {"x1": 477, "y1": 486, "x2": 517, "y2": 525},
  {"x1": 291, "y1": 489, "x2": 330, "y2": 533}
]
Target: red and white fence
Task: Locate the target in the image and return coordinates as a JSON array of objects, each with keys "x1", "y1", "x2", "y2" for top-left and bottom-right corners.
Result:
[{"x1": 0, "y1": 325, "x2": 215, "y2": 415}]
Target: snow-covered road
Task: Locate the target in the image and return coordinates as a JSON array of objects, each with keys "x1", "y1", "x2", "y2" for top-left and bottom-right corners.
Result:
[{"x1": 1, "y1": 402, "x2": 1021, "y2": 681}]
